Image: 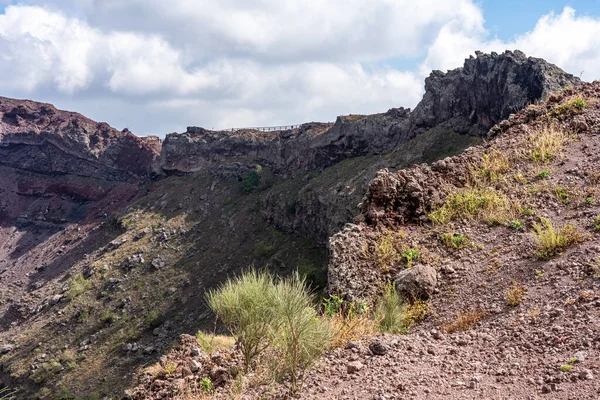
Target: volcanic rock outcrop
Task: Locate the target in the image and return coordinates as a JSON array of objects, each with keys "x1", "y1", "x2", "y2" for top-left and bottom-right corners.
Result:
[
  {"x1": 0, "y1": 97, "x2": 162, "y2": 181},
  {"x1": 160, "y1": 50, "x2": 580, "y2": 176}
]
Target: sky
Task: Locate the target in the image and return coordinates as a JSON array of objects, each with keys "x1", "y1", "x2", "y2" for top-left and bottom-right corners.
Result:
[{"x1": 0, "y1": 1, "x2": 599, "y2": 136}]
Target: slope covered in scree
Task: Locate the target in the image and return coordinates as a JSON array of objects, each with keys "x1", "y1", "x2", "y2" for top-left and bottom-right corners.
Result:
[
  {"x1": 126, "y1": 86, "x2": 600, "y2": 398},
  {"x1": 0, "y1": 51, "x2": 589, "y2": 399}
]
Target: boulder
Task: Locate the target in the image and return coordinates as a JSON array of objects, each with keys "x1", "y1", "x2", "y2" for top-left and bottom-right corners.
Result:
[{"x1": 394, "y1": 264, "x2": 438, "y2": 300}]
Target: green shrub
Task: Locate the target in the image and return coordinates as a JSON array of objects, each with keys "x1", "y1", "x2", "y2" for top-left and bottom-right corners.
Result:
[
  {"x1": 101, "y1": 310, "x2": 116, "y2": 324},
  {"x1": 201, "y1": 377, "x2": 212, "y2": 393},
  {"x1": 508, "y1": 220, "x2": 523, "y2": 231},
  {"x1": 440, "y1": 233, "x2": 466, "y2": 249},
  {"x1": 240, "y1": 165, "x2": 274, "y2": 193},
  {"x1": 65, "y1": 273, "x2": 92, "y2": 301},
  {"x1": 401, "y1": 249, "x2": 419, "y2": 266},
  {"x1": 322, "y1": 295, "x2": 344, "y2": 317},
  {"x1": 271, "y1": 274, "x2": 331, "y2": 394},
  {"x1": 374, "y1": 283, "x2": 427, "y2": 334},
  {"x1": 594, "y1": 215, "x2": 600, "y2": 231},
  {"x1": 206, "y1": 270, "x2": 278, "y2": 370},
  {"x1": 536, "y1": 169, "x2": 551, "y2": 179}
]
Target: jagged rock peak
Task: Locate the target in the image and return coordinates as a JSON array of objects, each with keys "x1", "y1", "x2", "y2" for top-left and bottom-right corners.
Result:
[{"x1": 410, "y1": 49, "x2": 581, "y2": 136}]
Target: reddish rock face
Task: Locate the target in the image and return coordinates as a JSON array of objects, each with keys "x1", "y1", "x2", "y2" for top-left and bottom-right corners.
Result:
[{"x1": 0, "y1": 97, "x2": 162, "y2": 180}]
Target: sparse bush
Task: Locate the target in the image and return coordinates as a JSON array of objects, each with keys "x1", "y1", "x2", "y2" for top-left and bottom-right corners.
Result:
[
  {"x1": 525, "y1": 124, "x2": 572, "y2": 163},
  {"x1": 553, "y1": 96, "x2": 588, "y2": 116},
  {"x1": 371, "y1": 231, "x2": 406, "y2": 271},
  {"x1": 196, "y1": 331, "x2": 235, "y2": 354},
  {"x1": 440, "y1": 233, "x2": 466, "y2": 249},
  {"x1": 145, "y1": 310, "x2": 163, "y2": 329},
  {"x1": 505, "y1": 283, "x2": 526, "y2": 307},
  {"x1": 270, "y1": 274, "x2": 331, "y2": 394},
  {"x1": 471, "y1": 150, "x2": 511, "y2": 184},
  {"x1": 240, "y1": 165, "x2": 274, "y2": 193},
  {"x1": 206, "y1": 270, "x2": 278, "y2": 370},
  {"x1": 532, "y1": 217, "x2": 585, "y2": 259},
  {"x1": 559, "y1": 364, "x2": 574, "y2": 372},
  {"x1": 555, "y1": 186, "x2": 570, "y2": 204},
  {"x1": 428, "y1": 187, "x2": 515, "y2": 225},
  {"x1": 523, "y1": 208, "x2": 535, "y2": 217},
  {"x1": 442, "y1": 308, "x2": 486, "y2": 333},
  {"x1": 101, "y1": 310, "x2": 116, "y2": 324},
  {"x1": 65, "y1": 273, "x2": 92, "y2": 301},
  {"x1": 375, "y1": 282, "x2": 428, "y2": 334}
]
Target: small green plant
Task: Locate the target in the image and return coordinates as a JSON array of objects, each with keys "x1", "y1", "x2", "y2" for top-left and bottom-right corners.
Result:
[
  {"x1": 65, "y1": 273, "x2": 92, "y2": 301},
  {"x1": 508, "y1": 220, "x2": 524, "y2": 231},
  {"x1": 347, "y1": 300, "x2": 370, "y2": 319},
  {"x1": 322, "y1": 295, "x2": 344, "y2": 318},
  {"x1": 535, "y1": 270, "x2": 544, "y2": 278},
  {"x1": 375, "y1": 282, "x2": 404, "y2": 334},
  {"x1": 201, "y1": 377, "x2": 213, "y2": 393},
  {"x1": 555, "y1": 186, "x2": 570, "y2": 204},
  {"x1": 585, "y1": 197, "x2": 595, "y2": 205},
  {"x1": 536, "y1": 169, "x2": 551, "y2": 179},
  {"x1": 371, "y1": 231, "x2": 406, "y2": 271},
  {"x1": 523, "y1": 208, "x2": 535, "y2": 217},
  {"x1": 163, "y1": 362, "x2": 177, "y2": 375},
  {"x1": 401, "y1": 248, "x2": 419, "y2": 266},
  {"x1": 441, "y1": 233, "x2": 466, "y2": 249},
  {"x1": 594, "y1": 215, "x2": 600, "y2": 231},
  {"x1": 559, "y1": 364, "x2": 574, "y2": 372},
  {"x1": 532, "y1": 217, "x2": 586, "y2": 259},
  {"x1": 526, "y1": 124, "x2": 571, "y2": 163},
  {"x1": 553, "y1": 96, "x2": 588, "y2": 116}
]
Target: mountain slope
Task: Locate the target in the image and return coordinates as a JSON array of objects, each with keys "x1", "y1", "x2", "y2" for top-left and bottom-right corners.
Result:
[{"x1": 0, "y1": 51, "x2": 586, "y2": 399}]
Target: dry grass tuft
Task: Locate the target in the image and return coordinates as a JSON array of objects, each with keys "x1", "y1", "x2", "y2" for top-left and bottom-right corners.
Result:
[
  {"x1": 524, "y1": 124, "x2": 573, "y2": 164},
  {"x1": 469, "y1": 149, "x2": 512, "y2": 184},
  {"x1": 327, "y1": 314, "x2": 376, "y2": 349},
  {"x1": 532, "y1": 217, "x2": 586, "y2": 259},
  {"x1": 196, "y1": 331, "x2": 236, "y2": 354},
  {"x1": 428, "y1": 187, "x2": 519, "y2": 225},
  {"x1": 442, "y1": 308, "x2": 487, "y2": 333},
  {"x1": 369, "y1": 230, "x2": 407, "y2": 271},
  {"x1": 505, "y1": 283, "x2": 527, "y2": 307}
]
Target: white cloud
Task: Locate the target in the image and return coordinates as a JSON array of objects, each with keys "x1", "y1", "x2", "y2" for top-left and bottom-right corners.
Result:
[
  {"x1": 420, "y1": 6, "x2": 600, "y2": 82},
  {"x1": 0, "y1": 2, "x2": 598, "y2": 136}
]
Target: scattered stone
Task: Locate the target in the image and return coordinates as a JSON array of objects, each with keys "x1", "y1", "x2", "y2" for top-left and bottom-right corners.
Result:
[{"x1": 347, "y1": 361, "x2": 364, "y2": 374}]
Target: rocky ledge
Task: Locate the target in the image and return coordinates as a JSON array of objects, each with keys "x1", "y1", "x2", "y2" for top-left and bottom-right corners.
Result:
[
  {"x1": 0, "y1": 97, "x2": 162, "y2": 181},
  {"x1": 160, "y1": 50, "x2": 580, "y2": 176}
]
